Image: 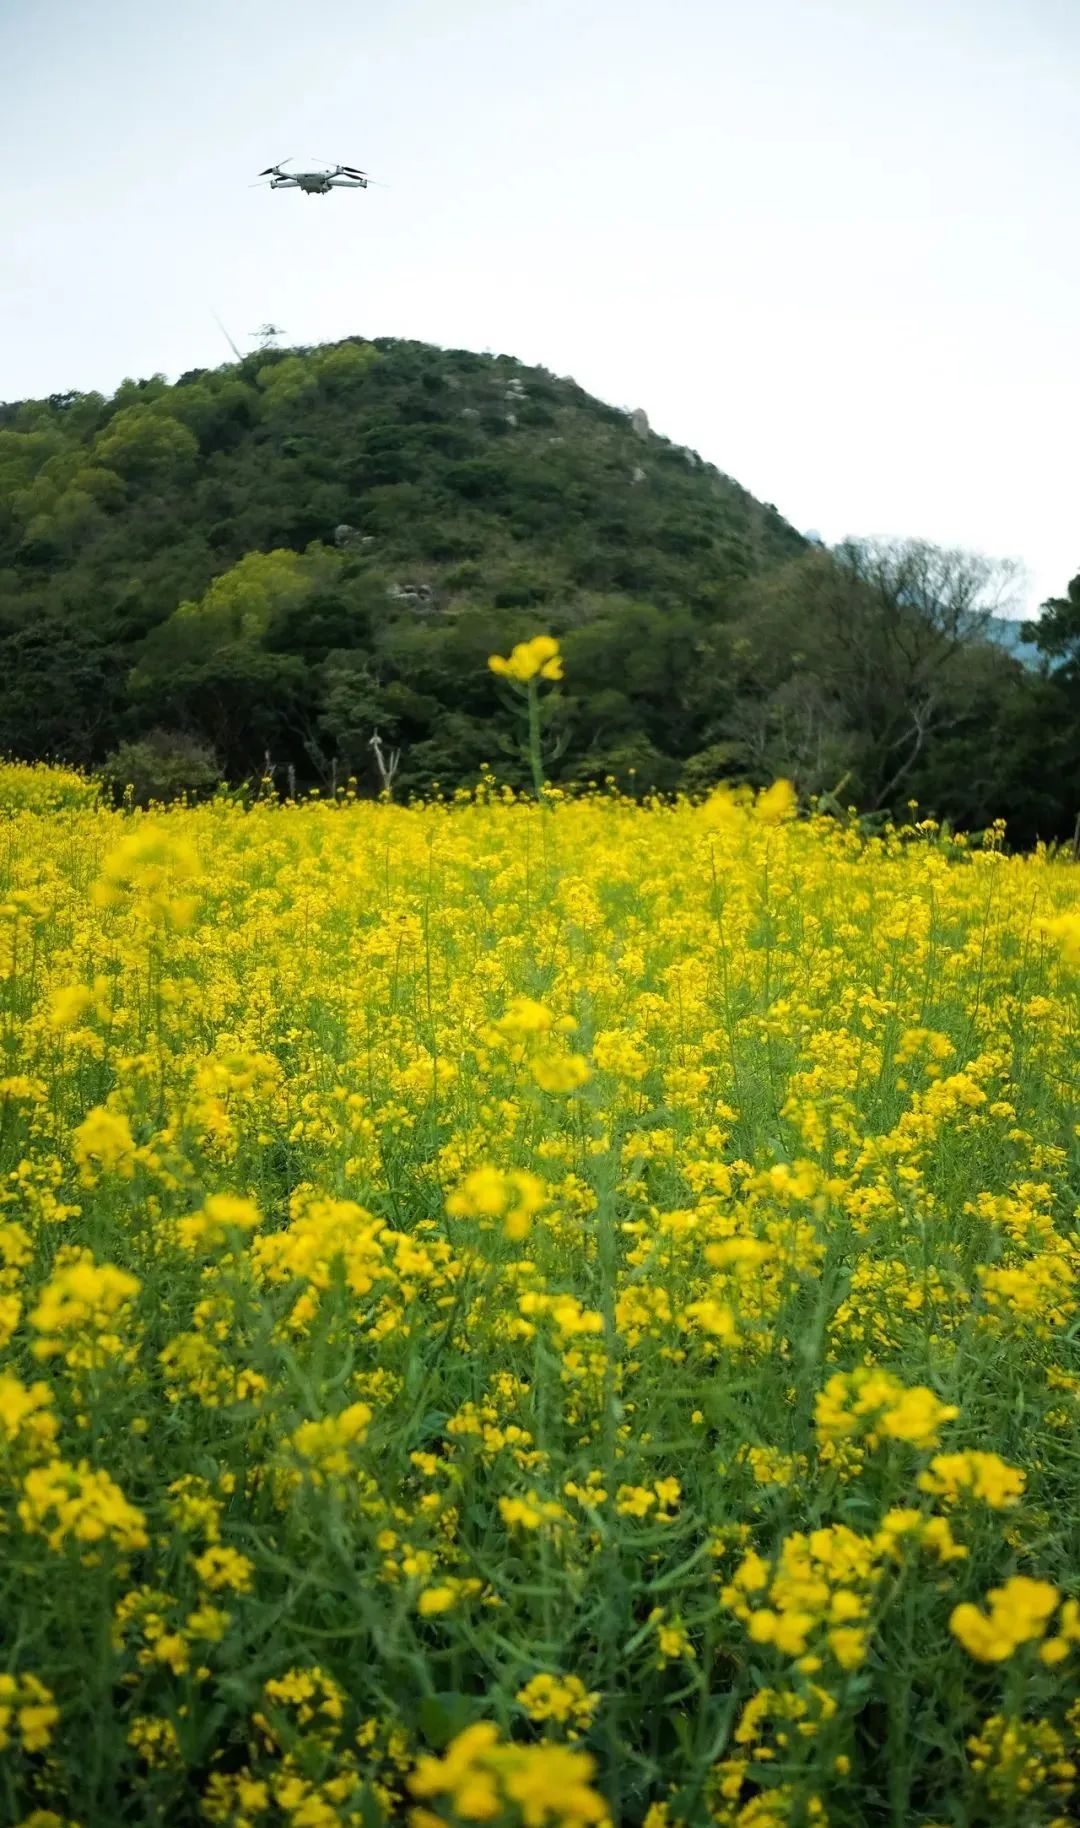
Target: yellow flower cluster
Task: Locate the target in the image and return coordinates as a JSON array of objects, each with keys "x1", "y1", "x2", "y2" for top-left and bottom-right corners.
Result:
[
  {"x1": 18, "y1": 1458, "x2": 148, "y2": 1557},
  {"x1": 967, "y1": 1712, "x2": 1076, "y2": 1806},
  {"x1": 71, "y1": 1107, "x2": 138, "y2": 1184},
  {"x1": 814, "y1": 1367, "x2": 958, "y2": 1467},
  {"x1": 515, "y1": 1672, "x2": 599, "y2": 1734},
  {"x1": 410, "y1": 1722, "x2": 608, "y2": 1825},
  {"x1": 175, "y1": 1193, "x2": 262, "y2": 1254},
  {"x1": 487, "y1": 634, "x2": 563, "y2": 683},
  {"x1": 0, "y1": 1372, "x2": 57, "y2": 1455},
  {"x1": 0, "y1": 757, "x2": 98, "y2": 812},
  {"x1": 722, "y1": 1524, "x2": 882, "y2": 1671},
  {"x1": 286, "y1": 1402, "x2": 374, "y2": 1496},
  {"x1": 0, "y1": 1672, "x2": 59, "y2": 1753},
  {"x1": 484, "y1": 996, "x2": 591, "y2": 1095},
  {"x1": 29, "y1": 1248, "x2": 140, "y2": 1365},
  {"x1": 918, "y1": 1450, "x2": 1025, "y2": 1510},
  {"x1": 951, "y1": 1577, "x2": 1080, "y2": 1664},
  {"x1": 1, "y1": 773, "x2": 1080, "y2": 1822},
  {"x1": 445, "y1": 1166, "x2": 548, "y2": 1241}
]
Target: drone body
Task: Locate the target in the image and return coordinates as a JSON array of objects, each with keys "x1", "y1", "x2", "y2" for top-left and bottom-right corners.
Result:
[{"x1": 256, "y1": 160, "x2": 371, "y2": 195}]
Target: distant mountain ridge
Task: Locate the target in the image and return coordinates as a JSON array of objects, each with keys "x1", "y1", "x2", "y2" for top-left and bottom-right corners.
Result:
[{"x1": 984, "y1": 614, "x2": 1041, "y2": 669}]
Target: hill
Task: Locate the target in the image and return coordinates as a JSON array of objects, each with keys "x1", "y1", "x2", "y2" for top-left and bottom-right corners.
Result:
[
  {"x1": 0, "y1": 337, "x2": 805, "y2": 794},
  {"x1": 3, "y1": 334, "x2": 1078, "y2": 841}
]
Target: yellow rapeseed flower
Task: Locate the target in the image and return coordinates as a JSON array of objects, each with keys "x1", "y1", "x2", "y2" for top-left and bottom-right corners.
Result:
[
  {"x1": 487, "y1": 635, "x2": 563, "y2": 683},
  {"x1": 950, "y1": 1577, "x2": 1060, "y2": 1662}
]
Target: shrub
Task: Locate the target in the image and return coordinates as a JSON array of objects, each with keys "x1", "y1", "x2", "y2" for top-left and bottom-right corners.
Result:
[{"x1": 101, "y1": 730, "x2": 221, "y2": 805}]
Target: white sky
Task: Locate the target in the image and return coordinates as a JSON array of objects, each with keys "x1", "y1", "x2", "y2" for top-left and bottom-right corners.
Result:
[{"x1": 3, "y1": 0, "x2": 1077, "y2": 612}]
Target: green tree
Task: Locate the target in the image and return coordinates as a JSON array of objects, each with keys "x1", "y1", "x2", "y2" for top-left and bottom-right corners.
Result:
[
  {"x1": 101, "y1": 729, "x2": 222, "y2": 805},
  {"x1": 129, "y1": 649, "x2": 311, "y2": 780},
  {"x1": 256, "y1": 356, "x2": 320, "y2": 412},
  {"x1": 1027, "y1": 572, "x2": 1080, "y2": 676},
  {"x1": 0, "y1": 614, "x2": 122, "y2": 762},
  {"x1": 92, "y1": 406, "x2": 198, "y2": 484},
  {"x1": 728, "y1": 540, "x2": 1020, "y2": 807},
  {"x1": 136, "y1": 546, "x2": 341, "y2": 677}
]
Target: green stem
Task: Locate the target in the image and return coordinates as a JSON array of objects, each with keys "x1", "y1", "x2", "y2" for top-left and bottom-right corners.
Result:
[{"x1": 526, "y1": 679, "x2": 544, "y2": 802}]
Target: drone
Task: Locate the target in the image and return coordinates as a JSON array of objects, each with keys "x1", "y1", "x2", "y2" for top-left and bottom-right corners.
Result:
[{"x1": 253, "y1": 159, "x2": 374, "y2": 195}]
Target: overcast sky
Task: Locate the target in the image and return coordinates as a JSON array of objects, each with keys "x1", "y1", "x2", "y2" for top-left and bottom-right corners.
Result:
[{"x1": 3, "y1": 0, "x2": 1076, "y2": 611}]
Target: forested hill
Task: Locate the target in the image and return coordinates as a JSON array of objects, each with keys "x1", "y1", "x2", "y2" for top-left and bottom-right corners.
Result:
[
  {"x1": 2, "y1": 334, "x2": 1078, "y2": 839},
  {"x1": 0, "y1": 336, "x2": 805, "y2": 793}
]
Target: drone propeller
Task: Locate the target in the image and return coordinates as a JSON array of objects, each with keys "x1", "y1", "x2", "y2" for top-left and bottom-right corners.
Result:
[{"x1": 258, "y1": 157, "x2": 294, "y2": 175}]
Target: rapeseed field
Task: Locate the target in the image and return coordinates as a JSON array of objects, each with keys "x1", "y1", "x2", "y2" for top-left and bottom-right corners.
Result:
[{"x1": 3, "y1": 725, "x2": 1080, "y2": 1825}]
